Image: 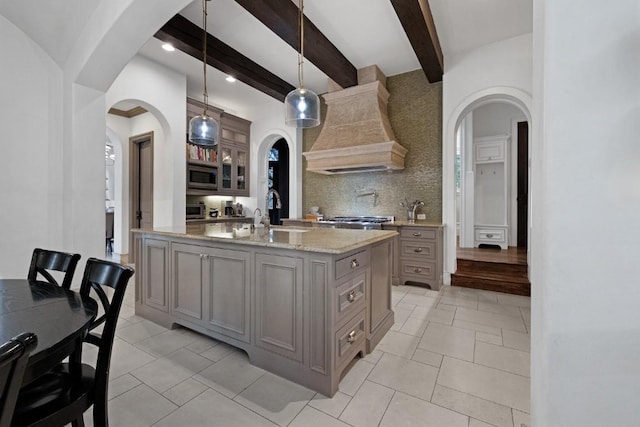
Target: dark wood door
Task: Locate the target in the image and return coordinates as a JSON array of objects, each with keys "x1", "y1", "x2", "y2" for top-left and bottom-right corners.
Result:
[
  {"x1": 517, "y1": 122, "x2": 528, "y2": 247},
  {"x1": 129, "y1": 132, "x2": 154, "y2": 262}
]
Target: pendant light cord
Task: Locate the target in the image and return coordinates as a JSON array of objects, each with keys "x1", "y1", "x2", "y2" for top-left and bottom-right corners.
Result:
[
  {"x1": 298, "y1": 0, "x2": 304, "y2": 90},
  {"x1": 202, "y1": 0, "x2": 209, "y2": 116}
]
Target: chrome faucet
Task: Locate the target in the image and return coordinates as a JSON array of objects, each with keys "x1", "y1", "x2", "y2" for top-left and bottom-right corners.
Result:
[{"x1": 261, "y1": 189, "x2": 282, "y2": 228}]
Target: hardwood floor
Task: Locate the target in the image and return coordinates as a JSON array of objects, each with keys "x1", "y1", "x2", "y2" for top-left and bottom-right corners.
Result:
[{"x1": 452, "y1": 245, "x2": 530, "y2": 296}]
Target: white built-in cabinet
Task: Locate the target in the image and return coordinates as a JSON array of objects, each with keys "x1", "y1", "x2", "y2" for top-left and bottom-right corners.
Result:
[{"x1": 474, "y1": 136, "x2": 510, "y2": 249}]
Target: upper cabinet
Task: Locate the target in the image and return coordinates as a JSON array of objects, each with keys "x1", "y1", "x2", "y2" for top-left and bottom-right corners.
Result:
[
  {"x1": 186, "y1": 98, "x2": 250, "y2": 196},
  {"x1": 219, "y1": 112, "x2": 250, "y2": 196}
]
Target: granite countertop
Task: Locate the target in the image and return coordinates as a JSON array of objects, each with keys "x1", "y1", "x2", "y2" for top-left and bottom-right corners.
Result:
[
  {"x1": 132, "y1": 223, "x2": 397, "y2": 254},
  {"x1": 282, "y1": 218, "x2": 443, "y2": 228}
]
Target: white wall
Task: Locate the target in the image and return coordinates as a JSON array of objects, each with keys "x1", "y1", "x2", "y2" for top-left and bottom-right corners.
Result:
[
  {"x1": 0, "y1": 0, "x2": 190, "y2": 280},
  {"x1": 531, "y1": 1, "x2": 640, "y2": 424},
  {"x1": 0, "y1": 15, "x2": 64, "y2": 277},
  {"x1": 237, "y1": 99, "x2": 301, "y2": 221},
  {"x1": 442, "y1": 33, "x2": 533, "y2": 280},
  {"x1": 106, "y1": 54, "x2": 188, "y2": 255},
  {"x1": 473, "y1": 103, "x2": 525, "y2": 137}
]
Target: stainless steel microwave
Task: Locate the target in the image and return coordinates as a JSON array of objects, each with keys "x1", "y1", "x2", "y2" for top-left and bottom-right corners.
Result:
[
  {"x1": 187, "y1": 162, "x2": 217, "y2": 191},
  {"x1": 186, "y1": 202, "x2": 206, "y2": 219}
]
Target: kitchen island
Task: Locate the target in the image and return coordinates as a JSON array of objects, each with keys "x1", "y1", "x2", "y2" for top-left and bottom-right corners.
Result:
[{"x1": 132, "y1": 223, "x2": 396, "y2": 396}]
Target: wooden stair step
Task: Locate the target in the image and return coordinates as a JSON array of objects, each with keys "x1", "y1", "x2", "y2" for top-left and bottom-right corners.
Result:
[
  {"x1": 456, "y1": 259, "x2": 527, "y2": 277},
  {"x1": 451, "y1": 273, "x2": 530, "y2": 296}
]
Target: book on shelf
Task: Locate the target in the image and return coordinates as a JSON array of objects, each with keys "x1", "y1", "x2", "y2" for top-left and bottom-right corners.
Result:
[{"x1": 186, "y1": 143, "x2": 217, "y2": 163}]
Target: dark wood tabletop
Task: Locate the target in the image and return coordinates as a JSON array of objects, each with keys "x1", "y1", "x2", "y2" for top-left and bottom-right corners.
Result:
[{"x1": 0, "y1": 279, "x2": 97, "y2": 384}]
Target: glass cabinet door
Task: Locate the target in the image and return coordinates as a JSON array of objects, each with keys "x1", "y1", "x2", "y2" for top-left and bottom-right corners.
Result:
[
  {"x1": 221, "y1": 146, "x2": 232, "y2": 190},
  {"x1": 236, "y1": 150, "x2": 247, "y2": 191}
]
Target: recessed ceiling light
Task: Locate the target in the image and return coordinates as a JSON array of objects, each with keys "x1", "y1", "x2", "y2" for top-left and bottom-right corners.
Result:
[
  {"x1": 161, "y1": 43, "x2": 175, "y2": 52},
  {"x1": 225, "y1": 75, "x2": 236, "y2": 83}
]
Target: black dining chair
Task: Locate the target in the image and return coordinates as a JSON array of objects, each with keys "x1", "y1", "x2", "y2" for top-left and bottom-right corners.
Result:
[
  {"x1": 27, "y1": 248, "x2": 82, "y2": 289},
  {"x1": 0, "y1": 333, "x2": 37, "y2": 427},
  {"x1": 12, "y1": 258, "x2": 134, "y2": 427}
]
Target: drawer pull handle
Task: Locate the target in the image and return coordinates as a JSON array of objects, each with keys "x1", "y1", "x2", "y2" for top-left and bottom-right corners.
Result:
[
  {"x1": 414, "y1": 247, "x2": 423, "y2": 253},
  {"x1": 486, "y1": 233, "x2": 493, "y2": 238},
  {"x1": 350, "y1": 259, "x2": 360, "y2": 269},
  {"x1": 414, "y1": 268, "x2": 422, "y2": 273},
  {"x1": 348, "y1": 290, "x2": 356, "y2": 302},
  {"x1": 347, "y1": 330, "x2": 357, "y2": 343},
  {"x1": 412, "y1": 232, "x2": 422, "y2": 237}
]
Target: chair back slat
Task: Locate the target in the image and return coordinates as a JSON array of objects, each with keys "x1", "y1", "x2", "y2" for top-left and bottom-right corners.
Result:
[
  {"x1": 0, "y1": 332, "x2": 37, "y2": 427},
  {"x1": 79, "y1": 258, "x2": 134, "y2": 423},
  {"x1": 28, "y1": 248, "x2": 81, "y2": 289}
]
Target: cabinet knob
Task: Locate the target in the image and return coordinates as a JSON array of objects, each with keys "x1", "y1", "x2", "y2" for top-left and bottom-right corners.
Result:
[
  {"x1": 414, "y1": 247, "x2": 423, "y2": 253},
  {"x1": 347, "y1": 330, "x2": 357, "y2": 343},
  {"x1": 486, "y1": 233, "x2": 493, "y2": 238},
  {"x1": 414, "y1": 268, "x2": 422, "y2": 273},
  {"x1": 348, "y1": 290, "x2": 356, "y2": 302},
  {"x1": 412, "y1": 232, "x2": 422, "y2": 237},
  {"x1": 350, "y1": 259, "x2": 360, "y2": 269}
]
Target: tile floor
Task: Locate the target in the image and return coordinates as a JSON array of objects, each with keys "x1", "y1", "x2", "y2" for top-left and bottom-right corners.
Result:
[{"x1": 80, "y1": 281, "x2": 531, "y2": 427}]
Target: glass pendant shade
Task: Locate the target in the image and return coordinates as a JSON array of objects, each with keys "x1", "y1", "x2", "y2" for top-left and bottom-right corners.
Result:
[
  {"x1": 285, "y1": 87, "x2": 320, "y2": 128},
  {"x1": 189, "y1": 114, "x2": 218, "y2": 147}
]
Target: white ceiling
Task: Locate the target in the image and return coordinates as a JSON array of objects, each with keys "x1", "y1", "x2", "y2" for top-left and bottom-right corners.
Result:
[{"x1": 1, "y1": 0, "x2": 532, "y2": 117}]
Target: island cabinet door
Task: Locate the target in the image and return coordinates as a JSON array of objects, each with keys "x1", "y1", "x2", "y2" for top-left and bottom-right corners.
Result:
[
  {"x1": 171, "y1": 243, "x2": 205, "y2": 322},
  {"x1": 142, "y1": 238, "x2": 170, "y2": 312},
  {"x1": 202, "y1": 247, "x2": 251, "y2": 343},
  {"x1": 369, "y1": 240, "x2": 393, "y2": 337},
  {"x1": 254, "y1": 253, "x2": 304, "y2": 362}
]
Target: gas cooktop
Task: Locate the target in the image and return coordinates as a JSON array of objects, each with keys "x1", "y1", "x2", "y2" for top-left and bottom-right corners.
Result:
[{"x1": 318, "y1": 216, "x2": 394, "y2": 229}]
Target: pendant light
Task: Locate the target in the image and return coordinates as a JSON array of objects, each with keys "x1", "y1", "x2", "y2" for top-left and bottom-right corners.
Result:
[
  {"x1": 189, "y1": 0, "x2": 219, "y2": 146},
  {"x1": 284, "y1": 0, "x2": 320, "y2": 128}
]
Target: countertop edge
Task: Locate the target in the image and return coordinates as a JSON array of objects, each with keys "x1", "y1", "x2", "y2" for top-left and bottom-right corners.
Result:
[{"x1": 132, "y1": 227, "x2": 398, "y2": 254}]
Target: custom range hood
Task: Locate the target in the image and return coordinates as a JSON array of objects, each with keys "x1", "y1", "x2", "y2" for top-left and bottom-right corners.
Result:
[{"x1": 303, "y1": 65, "x2": 407, "y2": 175}]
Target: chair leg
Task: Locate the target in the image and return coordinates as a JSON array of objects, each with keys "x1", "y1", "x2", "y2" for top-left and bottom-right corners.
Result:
[{"x1": 71, "y1": 416, "x2": 86, "y2": 427}]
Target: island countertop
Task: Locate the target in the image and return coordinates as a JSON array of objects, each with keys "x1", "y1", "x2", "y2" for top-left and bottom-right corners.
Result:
[{"x1": 132, "y1": 223, "x2": 397, "y2": 254}]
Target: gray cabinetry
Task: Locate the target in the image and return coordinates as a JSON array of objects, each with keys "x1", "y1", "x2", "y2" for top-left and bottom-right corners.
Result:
[
  {"x1": 255, "y1": 253, "x2": 304, "y2": 361},
  {"x1": 368, "y1": 240, "x2": 393, "y2": 349},
  {"x1": 204, "y1": 247, "x2": 251, "y2": 343},
  {"x1": 133, "y1": 229, "x2": 395, "y2": 397},
  {"x1": 141, "y1": 237, "x2": 170, "y2": 312},
  {"x1": 384, "y1": 225, "x2": 443, "y2": 290},
  {"x1": 186, "y1": 99, "x2": 250, "y2": 196},
  {"x1": 172, "y1": 243, "x2": 204, "y2": 322},
  {"x1": 172, "y1": 242, "x2": 251, "y2": 343}
]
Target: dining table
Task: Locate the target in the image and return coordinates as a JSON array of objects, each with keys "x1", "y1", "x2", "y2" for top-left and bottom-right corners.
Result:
[{"x1": 0, "y1": 279, "x2": 97, "y2": 385}]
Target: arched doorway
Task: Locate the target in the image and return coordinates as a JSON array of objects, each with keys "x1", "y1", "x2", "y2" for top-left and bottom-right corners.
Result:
[
  {"x1": 267, "y1": 138, "x2": 290, "y2": 225},
  {"x1": 443, "y1": 88, "x2": 533, "y2": 287}
]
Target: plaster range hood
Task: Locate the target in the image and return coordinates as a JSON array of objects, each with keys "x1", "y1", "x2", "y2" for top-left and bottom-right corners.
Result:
[{"x1": 302, "y1": 66, "x2": 407, "y2": 175}]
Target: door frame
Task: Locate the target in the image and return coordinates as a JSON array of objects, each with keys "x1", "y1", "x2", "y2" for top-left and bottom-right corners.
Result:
[{"x1": 129, "y1": 131, "x2": 154, "y2": 263}]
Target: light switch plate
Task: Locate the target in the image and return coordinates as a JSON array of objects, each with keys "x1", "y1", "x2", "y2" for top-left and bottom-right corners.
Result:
[{"x1": 417, "y1": 213, "x2": 426, "y2": 220}]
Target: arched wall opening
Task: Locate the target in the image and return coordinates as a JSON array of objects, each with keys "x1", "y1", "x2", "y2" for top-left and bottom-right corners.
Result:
[
  {"x1": 443, "y1": 87, "x2": 532, "y2": 282},
  {"x1": 255, "y1": 132, "x2": 299, "y2": 222},
  {"x1": 105, "y1": 98, "x2": 173, "y2": 259}
]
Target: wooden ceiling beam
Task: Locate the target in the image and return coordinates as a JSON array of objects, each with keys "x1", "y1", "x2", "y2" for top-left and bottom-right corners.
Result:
[
  {"x1": 390, "y1": 0, "x2": 443, "y2": 83},
  {"x1": 155, "y1": 14, "x2": 295, "y2": 101},
  {"x1": 234, "y1": 0, "x2": 358, "y2": 89}
]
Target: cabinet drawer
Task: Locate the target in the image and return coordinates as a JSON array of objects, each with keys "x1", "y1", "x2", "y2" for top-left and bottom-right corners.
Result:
[
  {"x1": 399, "y1": 228, "x2": 436, "y2": 240},
  {"x1": 400, "y1": 240, "x2": 436, "y2": 260},
  {"x1": 475, "y1": 228, "x2": 506, "y2": 242},
  {"x1": 335, "y1": 310, "x2": 366, "y2": 369},
  {"x1": 335, "y1": 274, "x2": 366, "y2": 326},
  {"x1": 335, "y1": 250, "x2": 369, "y2": 280},
  {"x1": 399, "y1": 260, "x2": 436, "y2": 280}
]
